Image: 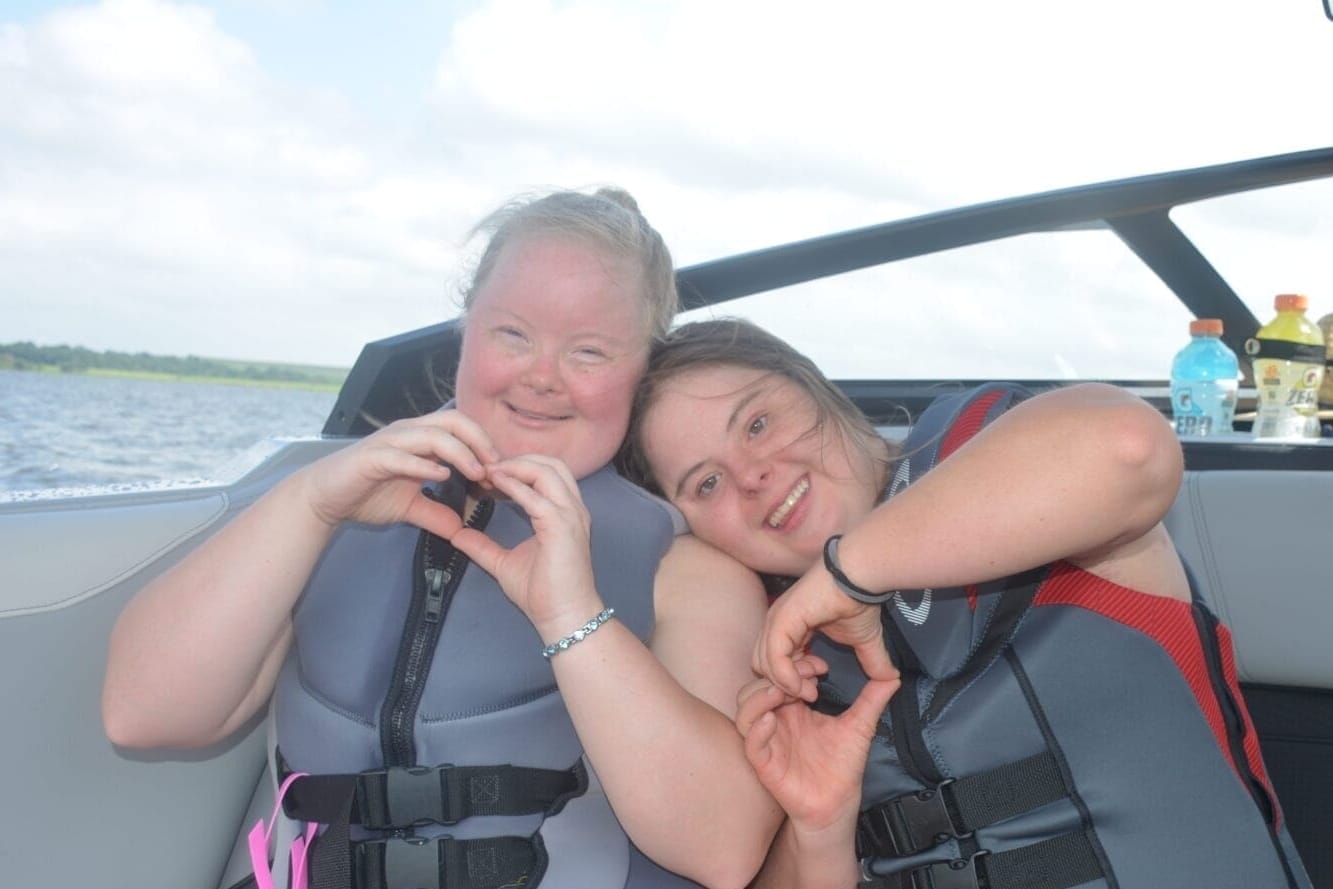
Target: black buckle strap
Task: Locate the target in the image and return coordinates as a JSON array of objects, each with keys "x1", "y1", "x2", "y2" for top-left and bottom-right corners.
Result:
[
  {"x1": 857, "y1": 752, "x2": 1067, "y2": 858},
  {"x1": 353, "y1": 833, "x2": 548, "y2": 889},
  {"x1": 282, "y1": 758, "x2": 588, "y2": 830},
  {"x1": 859, "y1": 852, "x2": 987, "y2": 889},
  {"x1": 859, "y1": 830, "x2": 1103, "y2": 889},
  {"x1": 858, "y1": 780, "x2": 966, "y2": 857}
]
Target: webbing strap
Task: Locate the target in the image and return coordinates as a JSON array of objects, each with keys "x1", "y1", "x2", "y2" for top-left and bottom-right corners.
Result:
[
  {"x1": 282, "y1": 759, "x2": 587, "y2": 830},
  {"x1": 352, "y1": 834, "x2": 547, "y2": 889},
  {"x1": 859, "y1": 830, "x2": 1102, "y2": 889},
  {"x1": 857, "y1": 752, "x2": 1067, "y2": 857},
  {"x1": 983, "y1": 831, "x2": 1104, "y2": 889}
]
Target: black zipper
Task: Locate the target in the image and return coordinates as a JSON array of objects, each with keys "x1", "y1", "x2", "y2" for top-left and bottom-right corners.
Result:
[
  {"x1": 379, "y1": 497, "x2": 493, "y2": 768},
  {"x1": 881, "y1": 612, "x2": 941, "y2": 786}
]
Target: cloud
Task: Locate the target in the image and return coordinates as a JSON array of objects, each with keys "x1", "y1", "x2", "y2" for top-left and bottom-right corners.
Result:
[
  {"x1": 2, "y1": 0, "x2": 468, "y2": 365},
  {"x1": 2, "y1": 0, "x2": 1331, "y2": 374}
]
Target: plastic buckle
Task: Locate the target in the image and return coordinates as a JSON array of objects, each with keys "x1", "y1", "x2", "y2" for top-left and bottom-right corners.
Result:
[
  {"x1": 861, "y1": 779, "x2": 964, "y2": 857},
  {"x1": 914, "y1": 852, "x2": 987, "y2": 889},
  {"x1": 369, "y1": 764, "x2": 458, "y2": 828},
  {"x1": 895, "y1": 779, "x2": 966, "y2": 854},
  {"x1": 380, "y1": 835, "x2": 444, "y2": 889}
]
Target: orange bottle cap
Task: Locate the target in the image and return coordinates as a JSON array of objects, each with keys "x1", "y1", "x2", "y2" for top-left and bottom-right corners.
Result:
[
  {"x1": 1275, "y1": 293, "x2": 1308, "y2": 312},
  {"x1": 1189, "y1": 318, "x2": 1223, "y2": 336}
]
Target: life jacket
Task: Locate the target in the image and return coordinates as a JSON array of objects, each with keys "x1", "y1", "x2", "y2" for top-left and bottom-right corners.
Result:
[
  {"x1": 813, "y1": 383, "x2": 1312, "y2": 889},
  {"x1": 270, "y1": 463, "x2": 702, "y2": 889}
]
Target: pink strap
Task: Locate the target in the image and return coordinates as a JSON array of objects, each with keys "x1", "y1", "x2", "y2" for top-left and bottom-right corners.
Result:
[{"x1": 249, "y1": 772, "x2": 318, "y2": 889}]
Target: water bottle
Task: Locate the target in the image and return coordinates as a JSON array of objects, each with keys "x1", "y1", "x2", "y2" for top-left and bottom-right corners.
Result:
[
  {"x1": 1170, "y1": 318, "x2": 1238, "y2": 436},
  {"x1": 1246, "y1": 293, "x2": 1326, "y2": 440}
]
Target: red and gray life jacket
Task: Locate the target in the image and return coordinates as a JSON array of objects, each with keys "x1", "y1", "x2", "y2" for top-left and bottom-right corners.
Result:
[
  {"x1": 270, "y1": 463, "x2": 702, "y2": 889},
  {"x1": 813, "y1": 384, "x2": 1312, "y2": 889}
]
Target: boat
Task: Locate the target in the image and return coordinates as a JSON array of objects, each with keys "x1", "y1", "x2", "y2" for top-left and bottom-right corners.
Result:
[{"x1": 3, "y1": 146, "x2": 1331, "y2": 888}]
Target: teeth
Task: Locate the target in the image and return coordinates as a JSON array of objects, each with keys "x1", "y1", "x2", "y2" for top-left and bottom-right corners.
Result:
[{"x1": 767, "y1": 478, "x2": 809, "y2": 528}]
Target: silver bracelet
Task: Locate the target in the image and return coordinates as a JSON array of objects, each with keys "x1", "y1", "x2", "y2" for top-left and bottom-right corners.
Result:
[{"x1": 541, "y1": 608, "x2": 616, "y2": 659}]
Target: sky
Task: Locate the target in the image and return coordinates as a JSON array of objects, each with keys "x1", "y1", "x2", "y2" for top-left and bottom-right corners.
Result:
[{"x1": 3, "y1": 0, "x2": 1332, "y2": 371}]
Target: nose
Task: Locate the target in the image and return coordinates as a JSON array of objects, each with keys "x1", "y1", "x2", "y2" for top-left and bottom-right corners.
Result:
[
  {"x1": 736, "y1": 458, "x2": 773, "y2": 495},
  {"x1": 520, "y1": 349, "x2": 561, "y2": 395}
]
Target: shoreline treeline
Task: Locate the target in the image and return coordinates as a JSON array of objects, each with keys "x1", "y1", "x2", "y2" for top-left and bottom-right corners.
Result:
[{"x1": 0, "y1": 341, "x2": 348, "y2": 387}]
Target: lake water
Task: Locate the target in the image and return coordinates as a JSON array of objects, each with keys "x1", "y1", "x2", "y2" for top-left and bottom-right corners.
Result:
[{"x1": 0, "y1": 370, "x2": 336, "y2": 496}]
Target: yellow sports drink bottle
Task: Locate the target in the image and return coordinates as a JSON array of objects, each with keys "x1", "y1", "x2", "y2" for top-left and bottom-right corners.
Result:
[{"x1": 1246, "y1": 294, "x2": 1326, "y2": 440}]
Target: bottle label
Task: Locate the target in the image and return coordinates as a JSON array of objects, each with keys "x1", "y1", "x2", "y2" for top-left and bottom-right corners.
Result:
[
  {"x1": 1253, "y1": 358, "x2": 1325, "y2": 439},
  {"x1": 1245, "y1": 337, "x2": 1326, "y2": 363},
  {"x1": 1171, "y1": 379, "x2": 1237, "y2": 436}
]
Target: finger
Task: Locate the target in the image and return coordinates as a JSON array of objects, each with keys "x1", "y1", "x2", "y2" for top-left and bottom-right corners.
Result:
[
  {"x1": 368, "y1": 426, "x2": 487, "y2": 482},
  {"x1": 419, "y1": 409, "x2": 502, "y2": 465},
  {"x1": 382, "y1": 413, "x2": 501, "y2": 479},
  {"x1": 841, "y1": 678, "x2": 901, "y2": 738},
  {"x1": 735, "y1": 676, "x2": 775, "y2": 711},
  {"x1": 489, "y1": 458, "x2": 582, "y2": 511},
  {"x1": 793, "y1": 654, "x2": 830, "y2": 679},
  {"x1": 447, "y1": 526, "x2": 510, "y2": 577},
  {"x1": 402, "y1": 495, "x2": 466, "y2": 540},
  {"x1": 743, "y1": 711, "x2": 779, "y2": 773},
  {"x1": 762, "y1": 616, "x2": 814, "y2": 700},
  {"x1": 486, "y1": 469, "x2": 562, "y2": 525},
  {"x1": 371, "y1": 451, "x2": 455, "y2": 486},
  {"x1": 735, "y1": 683, "x2": 787, "y2": 737},
  {"x1": 501, "y1": 453, "x2": 581, "y2": 493}
]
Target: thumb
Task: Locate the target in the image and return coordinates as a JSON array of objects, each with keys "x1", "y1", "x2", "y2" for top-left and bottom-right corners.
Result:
[
  {"x1": 842, "y1": 678, "x2": 900, "y2": 738},
  {"x1": 852, "y1": 632, "x2": 899, "y2": 684},
  {"x1": 403, "y1": 497, "x2": 465, "y2": 541},
  {"x1": 448, "y1": 527, "x2": 508, "y2": 577}
]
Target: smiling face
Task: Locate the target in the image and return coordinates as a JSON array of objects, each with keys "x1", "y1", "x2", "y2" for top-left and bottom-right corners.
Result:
[
  {"x1": 640, "y1": 364, "x2": 885, "y2": 577},
  {"x1": 455, "y1": 235, "x2": 650, "y2": 479}
]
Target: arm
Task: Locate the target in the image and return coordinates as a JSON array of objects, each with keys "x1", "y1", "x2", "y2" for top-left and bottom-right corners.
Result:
[
  {"x1": 758, "y1": 383, "x2": 1187, "y2": 695},
  {"x1": 454, "y1": 458, "x2": 783, "y2": 889},
  {"x1": 102, "y1": 411, "x2": 497, "y2": 749},
  {"x1": 835, "y1": 382, "x2": 1185, "y2": 595}
]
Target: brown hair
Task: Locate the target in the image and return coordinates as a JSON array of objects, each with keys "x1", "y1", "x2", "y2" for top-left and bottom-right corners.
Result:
[
  {"x1": 618, "y1": 317, "x2": 895, "y2": 497},
  {"x1": 460, "y1": 187, "x2": 678, "y2": 342}
]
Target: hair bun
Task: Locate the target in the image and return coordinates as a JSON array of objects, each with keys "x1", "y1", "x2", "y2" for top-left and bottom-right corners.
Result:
[{"x1": 594, "y1": 187, "x2": 640, "y2": 215}]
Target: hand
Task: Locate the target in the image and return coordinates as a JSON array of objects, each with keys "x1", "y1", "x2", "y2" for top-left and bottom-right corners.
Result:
[
  {"x1": 449, "y1": 455, "x2": 604, "y2": 633},
  {"x1": 736, "y1": 657, "x2": 900, "y2": 835},
  {"x1": 297, "y1": 410, "x2": 499, "y2": 539},
  {"x1": 754, "y1": 563, "x2": 899, "y2": 699}
]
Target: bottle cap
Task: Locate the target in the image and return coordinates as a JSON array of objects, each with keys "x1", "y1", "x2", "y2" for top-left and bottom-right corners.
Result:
[
  {"x1": 1189, "y1": 318, "x2": 1223, "y2": 336},
  {"x1": 1275, "y1": 293, "x2": 1308, "y2": 312}
]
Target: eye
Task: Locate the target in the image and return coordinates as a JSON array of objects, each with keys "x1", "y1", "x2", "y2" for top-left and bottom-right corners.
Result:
[
  {"x1": 573, "y1": 345, "x2": 610, "y2": 362},
  {"x1": 747, "y1": 415, "x2": 768, "y2": 437},
  {"x1": 496, "y1": 325, "x2": 527, "y2": 344},
  {"x1": 695, "y1": 473, "x2": 720, "y2": 498}
]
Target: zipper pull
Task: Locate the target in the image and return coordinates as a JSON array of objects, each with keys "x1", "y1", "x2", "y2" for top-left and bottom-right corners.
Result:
[{"x1": 423, "y1": 567, "x2": 450, "y2": 622}]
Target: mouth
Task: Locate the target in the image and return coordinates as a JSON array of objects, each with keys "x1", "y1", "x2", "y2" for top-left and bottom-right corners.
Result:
[
  {"x1": 766, "y1": 477, "x2": 810, "y2": 529},
  {"x1": 505, "y1": 402, "x2": 572, "y2": 423}
]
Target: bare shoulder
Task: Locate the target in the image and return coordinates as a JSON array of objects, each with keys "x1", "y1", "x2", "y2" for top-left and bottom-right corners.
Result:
[
  {"x1": 656, "y1": 534, "x2": 767, "y2": 610},
  {"x1": 651, "y1": 534, "x2": 767, "y2": 715}
]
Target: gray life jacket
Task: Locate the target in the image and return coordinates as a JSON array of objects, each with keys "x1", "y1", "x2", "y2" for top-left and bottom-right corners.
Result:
[
  {"x1": 814, "y1": 383, "x2": 1312, "y2": 889},
  {"x1": 272, "y1": 463, "x2": 702, "y2": 889}
]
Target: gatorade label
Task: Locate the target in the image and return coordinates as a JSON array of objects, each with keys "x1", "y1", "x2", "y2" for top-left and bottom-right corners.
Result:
[
  {"x1": 1251, "y1": 354, "x2": 1325, "y2": 439},
  {"x1": 1172, "y1": 380, "x2": 1237, "y2": 436}
]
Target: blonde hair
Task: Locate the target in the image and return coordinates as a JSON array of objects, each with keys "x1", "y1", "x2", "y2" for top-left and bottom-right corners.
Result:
[{"x1": 461, "y1": 187, "x2": 678, "y2": 342}]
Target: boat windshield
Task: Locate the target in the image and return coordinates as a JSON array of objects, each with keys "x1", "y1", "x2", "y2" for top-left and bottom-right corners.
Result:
[{"x1": 678, "y1": 176, "x2": 1332, "y2": 383}]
